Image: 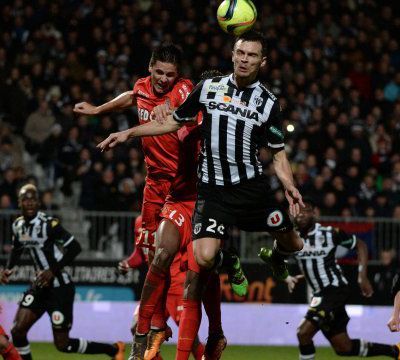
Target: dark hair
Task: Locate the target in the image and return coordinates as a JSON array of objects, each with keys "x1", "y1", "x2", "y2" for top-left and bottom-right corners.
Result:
[
  {"x1": 302, "y1": 196, "x2": 316, "y2": 208},
  {"x1": 150, "y1": 43, "x2": 182, "y2": 69},
  {"x1": 200, "y1": 69, "x2": 224, "y2": 80},
  {"x1": 234, "y1": 30, "x2": 267, "y2": 57}
]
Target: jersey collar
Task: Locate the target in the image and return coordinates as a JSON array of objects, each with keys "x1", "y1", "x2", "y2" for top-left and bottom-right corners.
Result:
[{"x1": 228, "y1": 74, "x2": 260, "y2": 89}]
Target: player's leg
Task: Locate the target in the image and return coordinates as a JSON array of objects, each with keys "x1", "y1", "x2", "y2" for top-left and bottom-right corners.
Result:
[
  {"x1": 52, "y1": 329, "x2": 125, "y2": 358},
  {"x1": 50, "y1": 283, "x2": 125, "y2": 359},
  {"x1": 11, "y1": 307, "x2": 42, "y2": 360},
  {"x1": 296, "y1": 319, "x2": 319, "y2": 360},
  {"x1": 0, "y1": 326, "x2": 22, "y2": 360},
  {"x1": 132, "y1": 219, "x2": 180, "y2": 359},
  {"x1": 260, "y1": 229, "x2": 303, "y2": 280},
  {"x1": 328, "y1": 332, "x2": 399, "y2": 358}
]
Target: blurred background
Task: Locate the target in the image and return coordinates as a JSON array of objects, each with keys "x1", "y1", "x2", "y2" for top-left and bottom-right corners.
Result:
[{"x1": 0, "y1": 0, "x2": 400, "y2": 351}]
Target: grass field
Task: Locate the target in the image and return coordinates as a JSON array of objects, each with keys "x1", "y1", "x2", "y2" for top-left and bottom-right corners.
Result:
[{"x1": 30, "y1": 343, "x2": 391, "y2": 359}]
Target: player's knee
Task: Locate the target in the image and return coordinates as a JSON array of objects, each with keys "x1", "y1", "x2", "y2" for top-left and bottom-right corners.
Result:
[
  {"x1": 194, "y1": 247, "x2": 216, "y2": 269},
  {"x1": 10, "y1": 324, "x2": 27, "y2": 341},
  {"x1": 153, "y1": 248, "x2": 174, "y2": 270},
  {"x1": 297, "y1": 326, "x2": 313, "y2": 344}
]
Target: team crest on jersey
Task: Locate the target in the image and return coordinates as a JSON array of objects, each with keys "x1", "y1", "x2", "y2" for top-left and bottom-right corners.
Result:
[
  {"x1": 51, "y1": 311, "x2": 65, "y2": 325},
  {"x1": 310, "y1": 296, "x2": 322, "y2": 308},
  {"x1": 194, "y1": 223, "x2": 202, "y2": 235},
  {"x1": 254, "y1": 96, "x2": 264, "y2": 106},
  {"x1": 267, "y1": 210, "x2": 283, "y2": 227}
]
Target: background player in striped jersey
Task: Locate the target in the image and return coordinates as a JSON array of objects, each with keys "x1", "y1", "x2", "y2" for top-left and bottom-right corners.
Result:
[
  {"x1": 272, "y1": 198, "x2": 400, "y2": 359},
  {"x1": 0, "y1": 185, "x2": 125, "y2": 360},
  {"x1": 118, "y1": 216, "x2": 205, "y2": 360}
]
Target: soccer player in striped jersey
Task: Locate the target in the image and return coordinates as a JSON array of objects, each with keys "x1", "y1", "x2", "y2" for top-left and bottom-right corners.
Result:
[
  {"x1": 0, "y1": 185, "x2": 125, "y2": 360},
  {"x1": 269, "y1": 198, "x2": 400, "y2": 359}
]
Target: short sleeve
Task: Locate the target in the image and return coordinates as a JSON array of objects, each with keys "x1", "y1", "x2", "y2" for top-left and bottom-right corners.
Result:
[
  {"x1": 173, "y1": 81, "x2": 204, "y2": 123},
  {"x1": 265, "y1": 101, "x2": 285, "y2": 149},
  {"x1": 170, "y1": 79, "x2": 194, "y2": 108},
  {"x1": 47, "y1": 218, "x2": 75, "y2": 247},
  {"x1": 332, "y1": 227, "x2": 357, "y2": 249}
]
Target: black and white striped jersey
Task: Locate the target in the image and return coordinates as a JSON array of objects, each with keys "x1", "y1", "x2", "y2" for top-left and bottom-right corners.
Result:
[
  {"x1": 295, "y1": 222, "x2": 357, "y2": 294},
  {"x1": 11, "y1": 212, "x2": 74, "y2": 287},
  {"x1": 173, "y1": 74, "x2": 284, "y2": 186}
]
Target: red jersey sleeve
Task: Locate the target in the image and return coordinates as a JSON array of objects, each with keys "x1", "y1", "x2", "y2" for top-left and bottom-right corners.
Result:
[{"x1": 169, "y1": 79, "x2": 194, "y2": 109}]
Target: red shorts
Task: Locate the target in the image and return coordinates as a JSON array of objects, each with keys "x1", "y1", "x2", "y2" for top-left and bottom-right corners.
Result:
[
  {"x1": 160, "y1": 199, "x2": 200, "y2": 274},
  {"x1": 160, "y1": 200, "x2": 195, "y2": 251},
  {"x1": 138, "y1": 179, "x2": 172, "y2": 252},
  {"x1": 165, "y1": 294, "x2": 184, "y2": 324}
]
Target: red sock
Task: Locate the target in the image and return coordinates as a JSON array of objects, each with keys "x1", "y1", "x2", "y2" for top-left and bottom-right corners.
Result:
[
  {"x1": 1, "y1": 343, "x2": 23, "y2": 360},
  {"x1": 150, "y1": 286, "x2": 168, "y2": 330},
  {"x1": 192, "y1": 341, "x2": 205, "y2": 360},
  {"x1": 137, "y1": 265, "x2": 167, "y2": 334},
  {"x1": 175, "y1": 299, "x2": 201, "y2": 360},
  {"x1": 203, "y1": 271, "x2": 223, "y2": 335}
]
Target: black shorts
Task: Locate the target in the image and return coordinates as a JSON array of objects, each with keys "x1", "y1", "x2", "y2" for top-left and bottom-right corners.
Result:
[
  {"x1": 192, "y1": 176, "x2": 293, "y2": 240},
  {"x1": 305, "y1": 286, "x2": 350, "y2": 338},
  {"x1": 20, "y1": 283, "x2": 75, "y2": 330}
]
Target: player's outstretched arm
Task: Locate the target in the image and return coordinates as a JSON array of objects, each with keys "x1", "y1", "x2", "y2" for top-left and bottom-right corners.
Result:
[
  {"x1": 284, "y1": 274, "x2": 304, "y2": 293},
  {"x1": 97, "y1": 114, "x2": 182, "y2": 152},
  {"x1": 355, "y1": 239, "x2": 373, "y2": 297},
  {"x1": 73, "y1": 91, "x2": 133, "y2": 115},
  {"x1": 272, "y1": 148, "x2": 304, "y2": 216}
]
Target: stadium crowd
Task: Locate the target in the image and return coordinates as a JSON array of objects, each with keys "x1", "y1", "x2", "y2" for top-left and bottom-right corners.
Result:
[{"x1": 0, "y1": 0, "x2": 399, "y2": 219}]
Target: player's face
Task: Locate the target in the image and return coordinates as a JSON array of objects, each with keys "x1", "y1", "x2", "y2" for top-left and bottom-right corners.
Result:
[
  {"x1": 294, "y1": 203, "x2": 315, "y2": 230},
  {"x1": 19, "y1": 190, "x2": 39, "y2": 218},
  {"x1": 149, "y1": 61, "x2": 179, "y2": 95},
  {"x1": 232, "y1": 40, "x2": 266, "y2": 81}
]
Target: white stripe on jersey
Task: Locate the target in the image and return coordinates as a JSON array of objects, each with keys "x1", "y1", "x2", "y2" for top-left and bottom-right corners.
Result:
[
  {"x1": 226, "y1": 117, "x2": 240, "y2": 183},
  {"x1": 305, "y1": 259, "x2": 319, "y2": 290},
  {"x1": 316, "y1": 257, "x2": 330, "y2": 287},
  {"x1": 210, "y1": 112, "x2": 224, "y2": 185},
  {"x1": 242, "y1": 123, "x2": 255, "y2": 179}
]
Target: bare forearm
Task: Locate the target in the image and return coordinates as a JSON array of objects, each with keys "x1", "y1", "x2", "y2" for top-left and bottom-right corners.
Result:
[
  {"x1": 273, "y1": 150, "x2": 295, "y2": 190},
  {"x1": 96, "y1": 91, "x2": 133, "y2": 114},
  {"x1": 393, "y1": 292, "x2": 400, "y2": 316},
  {"x1": 356, "y1": 240, "x2": 368, "y2": 278},
  {"x1": 128, "y1": 115, "x2": 181, "y2": 138}
]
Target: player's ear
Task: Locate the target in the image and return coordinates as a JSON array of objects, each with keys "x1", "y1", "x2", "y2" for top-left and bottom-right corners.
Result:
[
  {"x1": 261, "y1": 56, "x2": 267, "y2": 68},
  {"x1": 148, "y1": 64, "x2": 152, "y2": 73}
]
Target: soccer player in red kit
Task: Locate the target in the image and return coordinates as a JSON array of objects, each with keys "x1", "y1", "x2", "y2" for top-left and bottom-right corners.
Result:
[
  {"x1": 0, "y1": 322, "x2": 22, "y2": 360},
  {"x1": 118, "y1": 216, "x2": 205, "y2": 360},
  {"x1": 74, "y1": 43, "x2": 193, "y2": 262}
]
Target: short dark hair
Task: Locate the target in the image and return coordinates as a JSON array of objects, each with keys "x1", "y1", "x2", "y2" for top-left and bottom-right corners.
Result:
[
  {"x1": 234, "y1": 30, "x2": 267, "y2": 57},
  {"x1": 200, "y1": 69, "x2": 224, "y2": 80},
  {"x1": 150, "y1": 43, "x2": 182, "y2": 69}
]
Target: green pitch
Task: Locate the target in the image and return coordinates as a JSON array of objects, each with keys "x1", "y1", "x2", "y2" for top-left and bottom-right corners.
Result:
[{"x1": 31, "y1": 343, "x2": 391, "y2": 359}]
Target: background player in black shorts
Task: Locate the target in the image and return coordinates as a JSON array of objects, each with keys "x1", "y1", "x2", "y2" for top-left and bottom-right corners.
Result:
[
  {"x1": 278, "y1": 198, "x2": 400, "y2": 359},
  {"x1": 0, "y1": 184, "x2": 125, "y2": 360}
]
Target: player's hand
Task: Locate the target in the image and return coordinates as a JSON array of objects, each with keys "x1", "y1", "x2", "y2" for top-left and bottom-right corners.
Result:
[
  {"x1": 358, "y1": 276, "x2": 373, "y2": 297},
  {"x1": 97, "y1": 130, "x2": 130, "y2": 152},
  {"x1": 73, "y1": 102, "x2": 99, "y2": 115},
  {"x1": 387, "y1": 314, "x2": 400, "y2": 332},
  {"x1": 285, "y1": 186, "x2": 305, "y2": 217},
  {"x1": 284, "y1": 274, "x2": 304, "y2": 293},
  {"x1": 0, "y1": 269, "x2": 13, "y2": 284},
  {"x1": 36, "y1": 269, "x2": 55, "y2": 288},
  {"x1": 151, "y1": 99, "x2": 173, "y2": 124},
  {"x1": 118, "y1": 260, "x2": 130, "y2": 275}
]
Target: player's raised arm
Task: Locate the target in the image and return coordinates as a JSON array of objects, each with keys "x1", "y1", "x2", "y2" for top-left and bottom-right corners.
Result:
[
  {"x1": 96, "y1": 114, "x2": 182, "y2": 152},
  {"x1": 73, "y1": 90, "x2": 134, "y2": 115}
]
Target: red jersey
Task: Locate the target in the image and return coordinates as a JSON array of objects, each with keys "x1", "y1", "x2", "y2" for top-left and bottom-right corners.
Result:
[
  {"x1": 132, "y1": 76, "x2": 193, "y2": 180},
  {"x1": 167, "y1": 119, "x2": 202, "y2": 202}
]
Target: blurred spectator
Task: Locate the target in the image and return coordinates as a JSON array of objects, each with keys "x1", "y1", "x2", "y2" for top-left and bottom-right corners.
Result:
[
  {"x1": 372, "y1": 249, "x2": 398, "y2": 305},
  {"x1": 40, "y1": 190, "x2": 59, "y2": 211}
]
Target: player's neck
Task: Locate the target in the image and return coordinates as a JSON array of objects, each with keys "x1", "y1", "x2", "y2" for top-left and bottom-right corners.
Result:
[{"x1": 233, "y1": 73, "x2": 258, "y2": 89}]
